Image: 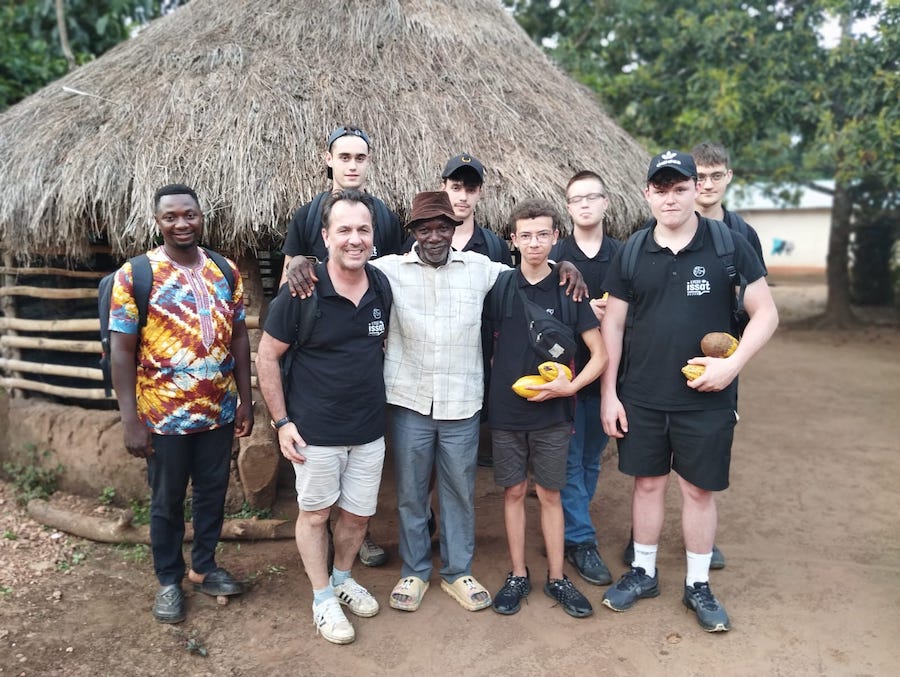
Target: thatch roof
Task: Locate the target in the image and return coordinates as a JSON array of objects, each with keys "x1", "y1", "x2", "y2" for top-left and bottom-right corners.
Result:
[{"x1": 0, "y1": 0, "x2": 651, "y2": 261}]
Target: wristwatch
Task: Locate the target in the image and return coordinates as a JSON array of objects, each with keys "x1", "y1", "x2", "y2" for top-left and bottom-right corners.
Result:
[{"x1": 270, "y1": 416, "x2": 291, "y2": 430}]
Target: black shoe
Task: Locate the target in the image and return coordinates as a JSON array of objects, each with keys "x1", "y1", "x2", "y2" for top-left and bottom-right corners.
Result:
[
  {"x1": 565, "y1": 543, "x2": 612, "y2": 585},
  {"x1": 601, "y1": 567, "x2": 660, "y2": 612},
  {"x1": 492, "y1": 569, "x2": 531, "y2": 615},
  {"x1": 153, "y1": 583, "x2": 185, "y2": 624},
  {"x1": 543, "y1": 574, "x2": 593, "y2": 618},
  {"x1": 683, "y1": 582, "x2": 730, "y2": 632},
  {"x1": 477, "y1": 454, "x2": 493, "y2": 468},
  {"x1": 193, "y1": 567, "x2": 243, "y2": 596},
  {"x1": 710, "y1": 544, "x2": 726, "y2": 570}
]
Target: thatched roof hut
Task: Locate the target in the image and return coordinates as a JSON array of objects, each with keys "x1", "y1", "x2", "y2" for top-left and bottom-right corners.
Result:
[{"x1": 0, "y1": 0, "x2": 650, "y2": 261}]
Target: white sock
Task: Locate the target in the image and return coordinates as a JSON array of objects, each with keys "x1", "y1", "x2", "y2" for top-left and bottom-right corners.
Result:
[
  {"x1": 685, "y1": 550, "x2": 712, "y2": 586},
  {"x1": 632, "y1": 542, "x2": 658, "y2": 578}
]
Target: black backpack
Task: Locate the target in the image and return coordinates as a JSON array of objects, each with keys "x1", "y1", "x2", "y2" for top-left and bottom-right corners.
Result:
[
  {"x1": 98, "y1": 248, "x2": 235, "y2": 396},
  {"x1": 481, "y1": 227, "x2": 505, "y2": 263},
  {"x1": 278, "y1": 266, "x2": 393, "y2": 396},
  {"x1": 304, "y1": 191, "x2": 394, "y2": 257},
  {"x1": 489, "y1": 268, "x2": 578, "y2": 364},
  {"x1": 620, "y1": 219, "x2": 749, "y2": 336}
]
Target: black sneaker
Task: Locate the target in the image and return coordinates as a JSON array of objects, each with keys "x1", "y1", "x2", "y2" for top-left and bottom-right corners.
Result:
[
  {"x1": 683, "y1": 582, "x2": 730, "y2": 632},
  {"x1": 153, "y1": 583, "x2": 185, "y2": 624},
  {"x1": 601, "y1": 567, "x2": 660, "y2": 612},
  {"x1": 543, "y1": 574, "x2": 593, "y2": 618},
  {"x1": 492, "y1": 570, "x2": 531, "y2": 615},
  {"x1": 565, "y1": 543, "x2": 612, "y2": 585},
  {"x1": 710, "y1": 545, "x2": 726, "y2": 570}
]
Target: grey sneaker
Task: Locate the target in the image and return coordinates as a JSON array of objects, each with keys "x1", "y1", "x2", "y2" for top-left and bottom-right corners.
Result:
[
  {"x1": 601, "y1": 567, "x2": 660, "y2": 612},
  {"x1": 683, "y1": 582, "x2": 730, "y2": 632},
  {"x1": 313, "y1": 597, "x2": 355, "y2": 644},
  {"x1": 153, "y1": 583, "x2": 185, "y2": 624},
  {"x1": 565, "y1": 543, "x2": 612, "y2": 585},
  {"x1": 358, "y1": 534, "x2": 388, "y2": 567},
  {"x1": 333, "y1": 577, "x2": 379, "y2": 617}
]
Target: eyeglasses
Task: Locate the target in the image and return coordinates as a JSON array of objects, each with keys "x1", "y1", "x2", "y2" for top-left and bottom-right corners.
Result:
[
  {"x1": 697, "y1": 172, "x2": 727, "y2": 183},
  {"x1": 565, "y1": 192, "x2": 606, "y2": 205},
  {"x1": 514, "y1": 231, "x2": 554, "y2": 244},
  {"x1": 327, "y1": 126, "x2": 371, "y2": 150}
]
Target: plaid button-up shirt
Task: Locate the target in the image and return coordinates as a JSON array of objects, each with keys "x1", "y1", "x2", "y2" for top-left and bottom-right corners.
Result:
[{"x1": 374, "y1": 248, "x2": 506, "y2": 420}]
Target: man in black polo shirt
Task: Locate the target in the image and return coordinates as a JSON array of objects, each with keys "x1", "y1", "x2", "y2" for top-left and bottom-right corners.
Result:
[
  {"x1": 487, "y1": 199, "x2": 608, "y2": 619},
  {"x1": 257, "y1": 189, "x2": 392, "y2": 645},
  {"x1": 599, "y1": 151, "x2": 778, "y2": 632},
  {"x1": 281, "y1": 124, "x2": 401, "y2": 568},
  {"x1": 550, "y1": 170, "x2": 622, "y2": 587}
]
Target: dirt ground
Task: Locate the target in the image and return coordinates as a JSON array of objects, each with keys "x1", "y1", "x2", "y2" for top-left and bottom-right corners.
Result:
[{"x1": 1, "y1": 278, "x2": 898, "y2": 677}]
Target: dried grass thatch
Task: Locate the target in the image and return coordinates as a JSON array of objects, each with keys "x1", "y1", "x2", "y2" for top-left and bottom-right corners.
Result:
[{"x1": 0, "y1": 0, "x2": 651, "y2": 261}]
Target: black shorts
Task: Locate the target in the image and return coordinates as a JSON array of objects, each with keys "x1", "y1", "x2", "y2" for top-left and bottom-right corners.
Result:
[
  {"x1": 491, "y1": 422, "x2": 572, "y2": 490},
  {"x1": 617, "y1": 403, "x2": 737, "y2": 491}
]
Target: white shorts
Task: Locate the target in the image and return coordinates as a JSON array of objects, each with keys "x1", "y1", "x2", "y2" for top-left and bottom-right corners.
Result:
[{"x1": 291, "y1": 437, "x2": 385, "y2": 516}]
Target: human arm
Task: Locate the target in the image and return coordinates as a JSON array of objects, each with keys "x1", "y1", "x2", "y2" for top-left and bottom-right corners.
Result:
[
  {"x1": 685, "y1": 277, "x2": 779, "y2": 392},
  {"x1": 555, "y1": 260, "x2": 589, "y2": 301},
  {"x1": 230, "y1": 319, "x2": 253, "y2": 438},
  {"x1": 255, "y1": 332, "x2": 308, "y2": 463},
  {"x1": 599, "y1": 296, "x2": 629, "y2": 438},
  {"x1": 588, "y1": 293, "x2": 609, "y2": 323},
  {"x1": 526, "y1": 328, "x2": 608, "y2": 401},
  {"x1": 284, "y1": 255, "x2": 319, "y2": 299},
  {"x1": 109, "y1": 331, "x2": 152, "y2": 458}
]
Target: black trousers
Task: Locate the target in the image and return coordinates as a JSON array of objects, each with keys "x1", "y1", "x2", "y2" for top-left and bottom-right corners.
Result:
[{"x1": 147, "y1": 424, "x2": 234, "y2": 585}]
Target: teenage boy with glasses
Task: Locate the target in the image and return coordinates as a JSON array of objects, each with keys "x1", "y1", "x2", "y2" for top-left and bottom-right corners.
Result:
[{"x1": 549, "y1": 171, "x2": 622, "y2": 588}]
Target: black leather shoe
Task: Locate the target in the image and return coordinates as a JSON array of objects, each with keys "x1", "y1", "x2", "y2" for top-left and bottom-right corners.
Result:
[
  {"x1": 193, "y1": 567, "x2": 243, "y2": 596},
  {"x1": 153, "y1": 584, "x2": 186, "y2": 623}
]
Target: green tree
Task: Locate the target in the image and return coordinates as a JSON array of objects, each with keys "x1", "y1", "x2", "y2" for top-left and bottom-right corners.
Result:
[
  {"x1": 0, "y1": 0, "x2": 181, "y2": 110},
  {"x1": 506, "y1": 0, "x2": 899, "y2": 325}
]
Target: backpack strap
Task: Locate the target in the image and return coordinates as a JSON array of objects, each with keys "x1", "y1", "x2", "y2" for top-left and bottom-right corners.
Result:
[
  {"x1": 304, "y1": 191, "x2": 329, "y2": 254},
  {"x1": 200, "y1": 247, "x2": 236, "y2": 298},
  {"x1": 130, "y1": 254, "x2": 153, "y2": 327},
  {"x1": 705, "y1": 218, "x2": 747, "y2": 332},
  {"x1": 620, "y1": 227, "x2": 651, "y2": 303},
  {"x1": 483, "y1": 228, "x2": 503, "y2": 263}
]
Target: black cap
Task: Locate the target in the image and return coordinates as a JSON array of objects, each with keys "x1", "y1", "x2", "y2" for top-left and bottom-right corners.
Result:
[
  {"x1": 647, "y1": 150, "x2": 697, "y2": 181},
  {"x1": 441, "y1": 153, "x2": 485, "y2": 183}
]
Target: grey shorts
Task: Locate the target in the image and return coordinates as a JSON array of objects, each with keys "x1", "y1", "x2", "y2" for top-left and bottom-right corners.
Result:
[
  {"x1": 491, "y1": 422, "x2": 572, "y2": 490},
  {"x1": 291, "y1": 437, "x2": 385, "y2": 516}
]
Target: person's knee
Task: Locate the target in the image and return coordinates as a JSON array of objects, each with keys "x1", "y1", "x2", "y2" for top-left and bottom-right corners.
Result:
[
  {"x1": 298, "y1": 507, "x2": 331, "y2": 529},
  {"x1": 680, "y1": 481, "x2": 715, "y2": 506},
  {"x1": 504, "y1": 481, "x2": 528, "y2": 502},
  {"x1": 535, "y1": 485, "x2": 561, "y2": 506},
  {"x1": 337, "y1": 509, "x2": 369, "y2": 530},
  {"x1": 634, "y1": 475, "x2": 667, "y2": 497}
]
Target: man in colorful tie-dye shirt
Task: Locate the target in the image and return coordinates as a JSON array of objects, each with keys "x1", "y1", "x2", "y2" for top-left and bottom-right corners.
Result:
[{"x1": 109, "y1": 183, "x2": 253, "y2": 624}]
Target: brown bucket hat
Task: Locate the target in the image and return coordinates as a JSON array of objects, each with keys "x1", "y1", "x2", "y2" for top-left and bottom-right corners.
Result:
[{"x1": 407, "y1": 191, "x2": 463, "y2": 229}]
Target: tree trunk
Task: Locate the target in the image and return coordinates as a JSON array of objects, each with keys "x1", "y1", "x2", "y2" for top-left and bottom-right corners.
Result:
[
  {"x1": 822, "y1": 179, "x2": 856, "y2": 327},
  {"x1": 55, "y1": 0, "x2": 77, "y2": 71}
]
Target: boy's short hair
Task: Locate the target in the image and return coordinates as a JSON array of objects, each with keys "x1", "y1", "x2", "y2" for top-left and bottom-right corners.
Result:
[
  {"x1": 565, "y1": 170, "x2": 607, "y2": 195},
  {"x1": 507, "y1": 198, "x2": 561, "y2": 236},
  {"x1": 154, "y1": 183, "x2": 199, "y2": 212},
  {"x1": 690, "y1": 142, "x2": 731, "y2": 168},
  {"x1": 648, "y1": 168, "x2": 697, "y2": 190}
]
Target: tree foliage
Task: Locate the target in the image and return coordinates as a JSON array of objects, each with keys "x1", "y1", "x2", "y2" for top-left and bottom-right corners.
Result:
[
  {"x1": 506, "y1": 0, "x2": 898, "y2": 320},
  {"x1": 0, "y1": 0, "x2": 178, "y2": 110}
]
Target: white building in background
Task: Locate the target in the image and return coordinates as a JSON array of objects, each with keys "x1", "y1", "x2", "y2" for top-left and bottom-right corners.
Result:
[{"x1": 729, "y1": 182, "x2": 833, "y2": 275}]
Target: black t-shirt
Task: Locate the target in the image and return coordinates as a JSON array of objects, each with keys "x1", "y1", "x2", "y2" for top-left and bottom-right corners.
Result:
[
  {"x1": 550, "y1": 234, "x2": 622, "y2": 398},
  {"x1": 488, "y1": 267, "x2": 599, "y2": 430},
  {"x1": 282, "y1": 191, "x2": 403, "y2": 262},
  {"x1": 263, "y1": 263, "x2": 390, "y2": 445},
  {"x1": 603, "y1": 217, "x2": 766, "y2": 411},
  {"x1": 722, "y1": 206, "x2": 766, "y2": 270}
]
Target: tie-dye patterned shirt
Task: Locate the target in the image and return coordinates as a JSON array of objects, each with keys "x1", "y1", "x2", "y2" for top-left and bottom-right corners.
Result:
[{"x1": 109, "y1": 246, "x2": 245, "y2": 435}]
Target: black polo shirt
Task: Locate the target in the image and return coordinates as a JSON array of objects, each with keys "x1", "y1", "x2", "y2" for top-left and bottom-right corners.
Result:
[
  {"x1": 283, "y1": 191, "x2": 403, "y2": 262},
  {"x1": 603, "y1": 217, "x2": 766, "y2": 411},
  {"x1": 550, "y1": 234, "x2": 622, "y2": 398},
  {"x1": 263, "y1": 263, "x2": 390, "y2": 445},
  {"x1": 488, "y1": 267, "x2": 599, "y2": 431}
]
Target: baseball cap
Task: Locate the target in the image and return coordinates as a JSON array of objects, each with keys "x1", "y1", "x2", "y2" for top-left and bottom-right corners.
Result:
[
  {"x1": 647, "y1": 150, "x2": 697, "y2": 181},
  {"x1": 441, "y1": 153, "x2": 485, "y2": 183}
]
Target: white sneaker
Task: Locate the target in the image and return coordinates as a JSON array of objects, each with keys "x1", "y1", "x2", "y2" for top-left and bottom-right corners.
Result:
[
  {"x1": 333, "y1": 576, "x2": 380, "y2": 618},
  {"x1": 312, "y1": 597, "x2": 355, "y2": 644}
]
